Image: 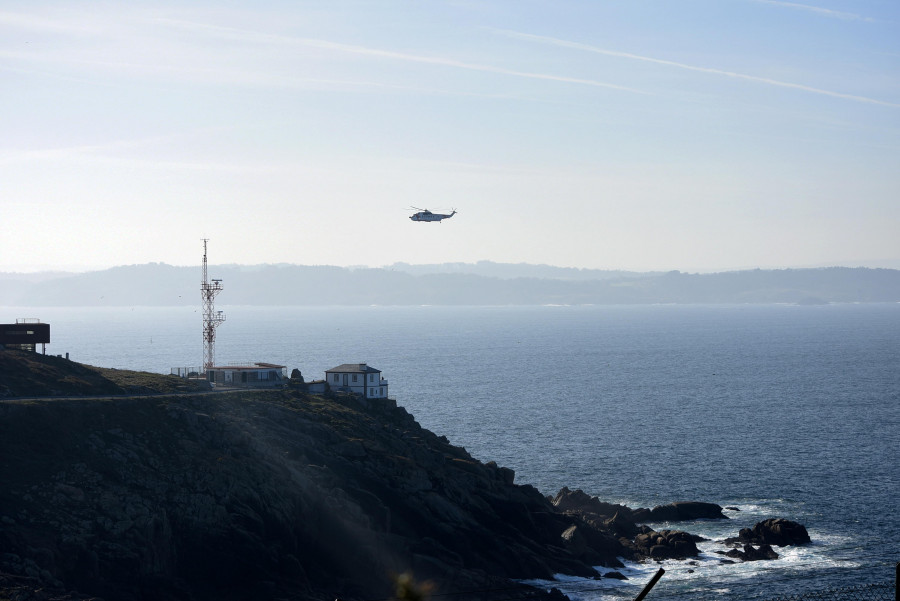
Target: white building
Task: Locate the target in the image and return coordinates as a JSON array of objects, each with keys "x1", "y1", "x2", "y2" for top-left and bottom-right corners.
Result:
[{"x1": 325, "y1": 363, "x2": 389, "y2": 398}]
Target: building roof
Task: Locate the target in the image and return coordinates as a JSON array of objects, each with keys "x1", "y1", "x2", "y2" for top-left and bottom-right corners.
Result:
[
  {"x1": 0, "y1": 321, "x2": 50, "y2": 344},
  {"x1": 209, "y1": 362, "x2": 286, "y2": 370},
  {"x1": 325, "y1": 363, "x2": 381, "y2": 374}
]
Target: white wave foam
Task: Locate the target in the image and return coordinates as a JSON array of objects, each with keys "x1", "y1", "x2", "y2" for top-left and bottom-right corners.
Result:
[{"x1": 519, "y1": 538, "x2": 869, "y2": 601}]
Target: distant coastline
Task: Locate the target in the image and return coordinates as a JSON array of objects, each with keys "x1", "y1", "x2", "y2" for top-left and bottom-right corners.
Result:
[{"x1": 2, "y1": 262, "x2": 899, "y2": 306}]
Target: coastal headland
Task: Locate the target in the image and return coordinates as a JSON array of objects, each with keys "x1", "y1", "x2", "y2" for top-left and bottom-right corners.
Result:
[{"x1": 0, "y1": 351, "x2": 808, "y2": 600}]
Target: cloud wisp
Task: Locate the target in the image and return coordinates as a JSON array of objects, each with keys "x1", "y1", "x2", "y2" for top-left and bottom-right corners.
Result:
[
  {"x1": 749, "y1": 0, "x2": 876, "y2": 22},
  {"x1": 153, "y1": 18, "x2": 649, "y2": 95},
  {"x1": 0, "y1": 10, "x2": 104, "y2": 34},
  {"x1": 4, "y1": 12, "x2": 651, "y2": 96},
  {"x1": 498, "y1": 30, "x2": 899, "y2": 109},
  {"x1": 0, "y1": 129, "x2": 251, "y2": 171}
]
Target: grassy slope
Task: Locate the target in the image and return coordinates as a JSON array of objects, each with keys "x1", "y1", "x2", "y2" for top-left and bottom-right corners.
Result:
[{"x1": 0, "y1": 350, "x2": 210, "y2": 398}]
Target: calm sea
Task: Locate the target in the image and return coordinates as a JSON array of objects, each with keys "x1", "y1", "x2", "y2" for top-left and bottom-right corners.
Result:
[{"x1": 4, "y1": 303, "x2": 899, "y2": 600}]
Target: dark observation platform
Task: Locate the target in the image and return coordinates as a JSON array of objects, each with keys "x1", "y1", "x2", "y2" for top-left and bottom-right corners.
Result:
[{"x1": 0, "y1": 319, "x2": 50, "y2": 353}]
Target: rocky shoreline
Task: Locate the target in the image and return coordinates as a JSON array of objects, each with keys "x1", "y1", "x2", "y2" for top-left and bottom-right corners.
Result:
[
  {"x1": 0, "y1": 367, "x2": 810, "y2": 601},
  {"x1": 551, "y1": 488, "x2": 810, "y2": 566}
]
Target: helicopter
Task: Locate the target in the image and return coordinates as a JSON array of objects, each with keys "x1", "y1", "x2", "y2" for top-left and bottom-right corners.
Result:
[{"x1": 409, "y1": 207, "x2": 457, "y2": 222}]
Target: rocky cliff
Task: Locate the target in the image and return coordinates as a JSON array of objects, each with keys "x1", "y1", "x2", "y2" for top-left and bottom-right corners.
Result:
[
  {"x1": 0, "y1": 354, "x2": 799, "y2": 601},
  {"x1": 0, "y1": 382, "x2": 594, "y2": 600}
]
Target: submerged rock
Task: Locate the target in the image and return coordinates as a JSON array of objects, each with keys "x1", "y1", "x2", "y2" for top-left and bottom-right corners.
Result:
[
  {"x1": 602, "y1": 571, "x2": 628, "y2": 580},
  {"x1": 718, "y1": 544, "x2": 780, "y2": 561}
]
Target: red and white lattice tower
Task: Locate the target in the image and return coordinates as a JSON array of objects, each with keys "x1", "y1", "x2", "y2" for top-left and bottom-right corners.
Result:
[{"x1": 201, "y1": 239, "x2": 225, "y2": 372}]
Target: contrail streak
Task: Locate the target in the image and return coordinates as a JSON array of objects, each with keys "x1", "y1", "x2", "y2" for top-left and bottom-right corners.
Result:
[
  {"x1": 750, "y1": 0, "x2": 875, "y2": 22},
  {"x1": 499, "y1": 30, "x2": 899, "y2": 108},
  {"x1": 153, "y1": 18, "x2": 649, "y2": 95}
]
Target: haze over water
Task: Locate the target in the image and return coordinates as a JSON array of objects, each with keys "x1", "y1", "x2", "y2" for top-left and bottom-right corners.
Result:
[{"x1": 7, "y1": 303, "x2": 899, "y2": 600}]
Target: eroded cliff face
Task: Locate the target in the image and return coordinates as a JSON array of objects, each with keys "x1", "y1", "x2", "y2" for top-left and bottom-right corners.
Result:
[
  {"x1": 1, "y1": 354, "x2": 814, "y2": 601},
  {"x1": 0, "y1": 390, "x2": 612, "y2": 601}
]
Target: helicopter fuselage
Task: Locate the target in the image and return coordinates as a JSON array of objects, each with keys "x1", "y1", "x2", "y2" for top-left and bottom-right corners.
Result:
[{"x1": 410, "y1": 210, "x2": 456, "y2": 222}]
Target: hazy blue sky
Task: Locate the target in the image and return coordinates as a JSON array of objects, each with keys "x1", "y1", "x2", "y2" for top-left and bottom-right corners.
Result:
[{"x1": 2, "y1": 1, "x2": 898, "y2": 272}]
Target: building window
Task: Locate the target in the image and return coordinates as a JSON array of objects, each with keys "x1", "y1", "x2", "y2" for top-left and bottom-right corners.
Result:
[
  {"x1": 352, "y1": 374, "x2": 358, "y2": 382},
  {"x1": 333, "y1": 374, "x2": 339, "y2": 382},
  {"x1": 369, "y1": 374, "x2": 374, "y2": 382}
]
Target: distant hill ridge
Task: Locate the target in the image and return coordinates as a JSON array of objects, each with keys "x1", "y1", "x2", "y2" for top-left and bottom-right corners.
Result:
[{"x1": 2, "y1": 262, "x2": 899, "y2": 306}]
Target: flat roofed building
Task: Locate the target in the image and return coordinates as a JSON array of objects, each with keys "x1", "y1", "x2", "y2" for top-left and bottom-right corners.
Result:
[
  {"x1": 206, "y1": 362, "x2": 287, "y2": 388},
  {"x1": 325, "y1": 363, "x2": 389, "y2": 399},
  {"x1": 0, "y1": 319, "x2": 50, "y2": 353}
]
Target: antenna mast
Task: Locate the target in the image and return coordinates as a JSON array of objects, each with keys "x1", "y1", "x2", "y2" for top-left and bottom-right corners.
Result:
[{"x1": 201, "y1": 239, "x2": 225, "y2": 372}]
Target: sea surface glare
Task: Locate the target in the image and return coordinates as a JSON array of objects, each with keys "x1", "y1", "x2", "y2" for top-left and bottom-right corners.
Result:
[{"x1": 9, "y1": 303, "x2": 900, "y2": 601}]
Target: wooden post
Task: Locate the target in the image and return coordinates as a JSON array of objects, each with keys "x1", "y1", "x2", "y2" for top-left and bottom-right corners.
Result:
[
  {"x1": 633, "y1": 568, "x2": 665, "y2": 601},
  {"x1": 894, "y1": 561, "x2": 898, "y2": 601}
]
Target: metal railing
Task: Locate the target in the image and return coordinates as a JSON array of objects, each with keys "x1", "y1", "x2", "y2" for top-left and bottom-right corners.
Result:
[{"x1": 170, "y1": 367, "x2": 201, "y2": 378}]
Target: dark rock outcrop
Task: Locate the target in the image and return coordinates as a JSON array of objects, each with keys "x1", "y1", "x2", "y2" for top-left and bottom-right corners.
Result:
[
  {"x1": 551, "y1": 487, "x2": 633, "y2": 521},
  {"x1": 632, "y1": 528, "x2": 701, "y2": 559},
  {"x1": 716, "y1": 518, "x2": 810, "y2": 562},
  {"x1": 551, "y1": 490, "x2": 726, "y2": 525},
  {"x1": 729, "y1": 518, "x2": 811, "y2": 547},
  {"x1": 550, "y1": 488, "x2": 703, "y2": 561},
  {"x1": 631, "y1": 501, "x2": 728, "y2": 523}
]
